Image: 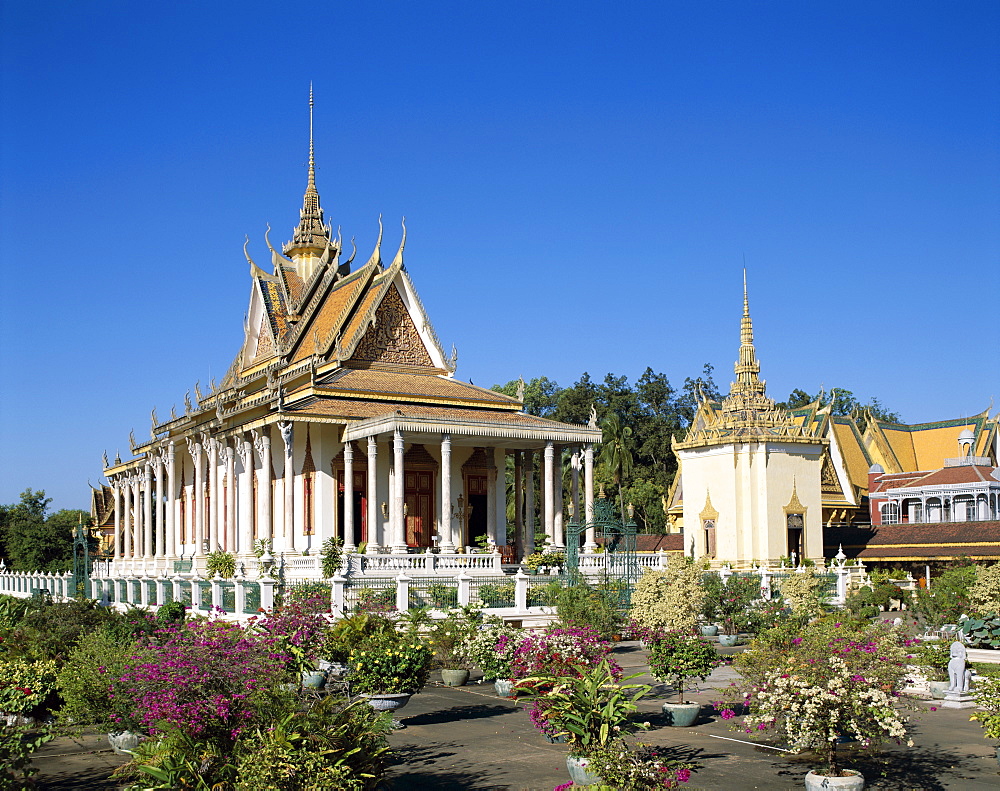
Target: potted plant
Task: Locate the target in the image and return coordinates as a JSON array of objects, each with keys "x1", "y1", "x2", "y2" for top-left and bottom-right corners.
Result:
[
  {"x1": 647, "y1": 632, "x2": 719, "y2": 726},
  {"x1": 347, "y1": 631, "x2": 432, "y2": 712},
  {"x1": 971, "y1": 675, "x2": 1000, "y2": 766},
  {"x1": 427, "y1": 606, "x2": 483, "y2": 686},
  {"x1": 205, "y1": 550, "x2": 236, "y2": 579},
  {"x1": 699, "y1": 572, "x2": 723, "y2": 636},
  {"x1": 717, "y1": 574, "x2": 762, "y2": 645},
  {"x1": 720, "y1": 619, "x2": 914, "y2": 790},
  {"x1": 516, "y1": 658, "x2": 651, "y2": 786},
  {"x1": 907, "y1": 639, "x2": 950, "y2": 698},
  {"x1": 0, "y1": 658, "x2": 57, "y2": 727},
  {"x1": 461, "y1": 620, "x2": 523, "y2": 695}
]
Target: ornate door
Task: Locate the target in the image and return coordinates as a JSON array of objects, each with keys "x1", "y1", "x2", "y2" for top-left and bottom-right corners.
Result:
[{"x1": 405, "y1": 471, "x2": 434, "y2": 547}]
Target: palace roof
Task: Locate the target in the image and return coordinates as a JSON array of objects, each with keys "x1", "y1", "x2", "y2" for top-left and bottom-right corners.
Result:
[{"x1": 828, "y1": 521, "x2": 1000, "y2": 561}]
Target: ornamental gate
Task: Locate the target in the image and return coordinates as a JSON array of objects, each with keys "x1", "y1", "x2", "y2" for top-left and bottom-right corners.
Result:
[
  {"x1": 71, "y1": 517, "x2": 90, "y2": 599},
  {"x1": 564, "y1": 493, "x2": 639, "y2": 609}
]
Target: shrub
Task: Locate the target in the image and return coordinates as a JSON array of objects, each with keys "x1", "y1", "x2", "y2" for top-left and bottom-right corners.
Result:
[
  {"x1": 722, "y1": 619, "x2": 914, "y2": 777},
  {"x1": 969, "y1": 563, "x2": 1000, "y2": 615},
  {"x1": 426, "y1": 607, "x2": 482, "y2": 670},
  {"x1": 774, "y1": 572, "x2": 826, "y2": 621},
  {"x1": 320, "y1": 536, "x2": 345, "y2": 579},
  {"x1": 912, "y1": 563, "x2": 976, "y2": 626},
  {"x1": 476, "y1": 581, "x2": 514, "y2": 608},
  {"x1": 3, "y1": 598, "x2": 113, "y2": 662},
  {"x1": 0, "y1": 723, "x2": 54, "y2": 789},
  {"x1": 907, "y1": 639, "x2": 949, "y2": 682},
  {"x1": 56, "y1": 627, "x2": 136, "y2": 727},
  {"x1": 555, "y1": 583, "x2": 622, "y2": 640},
  {"x1": 647, "y1": 632, "x2": 719, "y2": 704},
  {"x1": 347, "y1": 632, "x2": 432, "y2": 695},
  {"x1": 0, "y1": 658, "x2": 57, "y2": 715},
  {"x1": 155, "y1": 601, "x2": 186, "y2": 624},
  {"x1": 113, "y1": 620, "x2": 293, "y2": 739},
  {"x1": 972, "y1": 675, "x2": 1000, "y2": 741},
  {"x1": 717, "y1": 574, "x2": 763, "y2": 635},
  {"x1": 585, "y1": 743, "x2": 695, "y2": 790},
  {"x1": 425, "y1": 582, "x2": 459, "y2": 608},
  {"x1": 461, "y1": 621, "x2": 523, "y2": 681},
  {"x1": 630, "y1": 556, "x2": 705, "y2": 635},
  {"x1": 509, "y1": 626, "x2": 617, "y2": 681},
  {"x1": 960, "y1": 613, "x2": 1000, "y2": 648},
  {"x1": 699, "y1": 572, "x2": 723, "y2": 623},
  {"x1": 320, "y1": 612, "x2": 395, "y2": 664}
]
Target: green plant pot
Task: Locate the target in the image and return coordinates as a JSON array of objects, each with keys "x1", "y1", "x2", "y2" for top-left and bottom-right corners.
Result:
[
  {"x1": 107, "y1": 730, "x2": 142, "y2": 755},
  {"x1": 661, "y1": 701, "x2": 701, "y2": 727},
  {"x1": 441, "y1": 668, "x2": 470, "y2": 687},
  {"x1": 301, "y1": 670, "x2": 328, "y2": 690},
  {"x1": 699, "y1": 624, "x2": 719, "y2": 637},
  {"x1": 928, "y1": 680, "x2": 949, "y2": 699},
  {"x1": 718, "y1": 634, "x2": 739, "y2": 647}
]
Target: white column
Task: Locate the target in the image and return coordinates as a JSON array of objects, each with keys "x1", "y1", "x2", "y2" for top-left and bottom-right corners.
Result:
[
  {"x1": 188, "y1": 438, "x2": 205, "y2": 557},
  {"x1": 208, "y1": 438, "x2": 219, "y2": 552},
  {"x1": 584, "y1": 443, "x2": 597, "y2": 550},
  {"x1": 155, "y1": 452, "x2": 165, "y2": 559},
  {"x1": 129, "y1": 474, "x2": 139, "y2": 558},
  {"x1": 279, "y1": 422, "x2": 295, "y2": 552},
  {"x1": 343, "y1": 441, "x2": 356, "y2": 551},
  {"x1": 237, "y1": 438, "x2": 254, "y2": 555},
  {"x1": 113, "y1": 478, "x2": 121, "y2": 561},
  {"x1": 366, "y1": 437, "x2": 379, "y2": 551},
  {"x1": 487, "y1": 450, "x2": 499, "y2": 545},
  {"x1": 392, "y1": 429, "x2": 407, "y2": 553},
  {"x1": 143, "y1": 464, "x2": 153, "y2": 559},
  {"x1": 166, "y1": 442, "x2": 177, "y2": 559},
  {"x1": 514, "y1": 451, "x2": 524, "y2": 559},
  {"x1": 552, "y1": 446, "x2": 564, "y2": 549},
  {"x1": 440, "y1": 433, "x2": 454, "y2": 551},
  {"x1": 524, "y1": 450, "x2": 536, "y2": 555},
  {"x1": 543, "y1": 441, "x2": 555, "y2": 546},
  {"x1": 253, "y1": 430, "x2": 272, "y2": 545},
  {"x1": 571, "y1": 449, "x2": 581, "y2": 523},
  {"x1": 224, "y1": 444, "x2": 236, "y2": 552}
]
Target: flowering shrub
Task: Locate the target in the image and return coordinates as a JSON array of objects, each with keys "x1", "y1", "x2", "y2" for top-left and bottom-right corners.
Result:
[
  {"x1": 720, "y1": 619, "x2": 913, "y2": 776},
  {"x1": 585, "y1": 742, "x2": 696, "y2": 789},
  {"x1": 113, "y1": 620, "x2": 291, "y2": 738},
  {"x1": 630, "y1": 557, "x2": 706, "y2": 635},
  {"x1": 426, "y1": 607, "x2": 482, "y2": 670},
  {"x1": 56, "y1": 628, "x2": 136, "y2": 727},
  {"x1": 971, "y1": 675, "x2": 1000, "y2": 740},
  {"x1": 461, "y1": 620, "x2": 523, "y2": 680},
  {"x1": 647, "y1": 632, "x2": 718, "y2": 704},
  {"x1": 0, "y1": 658, "x2": 57, "y2": 714},
  {"x1": 510, "y1": 626, "x2": 617, "y2": 680},
  {"x1": 717, "y1": 574, "x2": 763, "y2": 635},
  {"x1": 248, "y1": 593, "x2": 330, "y2": 672},
  {"x1": 347, "y1": 632, "x2": 432, "y2": 695}
]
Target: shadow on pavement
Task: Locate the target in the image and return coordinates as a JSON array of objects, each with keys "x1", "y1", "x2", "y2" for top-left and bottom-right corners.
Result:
[
  {"x1": 385, "y1": 743, "x2": 501, "y2": 790},
  {"x1": 403, "y1": 702, "x2": 515, "y2": 727}
]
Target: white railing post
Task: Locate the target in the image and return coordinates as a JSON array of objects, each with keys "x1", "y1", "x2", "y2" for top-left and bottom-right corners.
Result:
[
  {"x1": 211, "y1": 574, "x2": 223, "y2": 612},
  {"x1": 155, "y1": 577, "x2": 168, "y2": 609},
  {"x1": 395, "y1": 573, "x2": 411, "y2": 612},
  {"x1": 234, "y1": 574, "x2": 246, "y2": 615},
  {"x1": 456, "y1": 571, "x2": 472, "y2": 606},
  {"x1": 331, "y1": 574, "x2": 347, "y2": 615},
  {"x1": 139, "y1": 576, "x2": 150, "y2": 607},
  {"x1": 835, "y1": 563, "x2": 850, "y2": 606},
  {"x1": 719, "y1": 565, "x2": 732, "y2": 586},
  {"x1": 259, "y1": 575, "x2": 275, "y2": 612},
  {"x1": 760, "y1": 567, "x2": 772, "y2": 600},
  {"x1": 190, "y1": 575, "x2": 204, "y2": 612},
  {"x1": 514, "y1": 569, "x2": 529, "y2": 612}
]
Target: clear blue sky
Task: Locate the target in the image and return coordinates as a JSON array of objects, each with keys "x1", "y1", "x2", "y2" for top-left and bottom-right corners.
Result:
[{"x1": 2, "y1": 1, "x2": 998, "y2": 511}]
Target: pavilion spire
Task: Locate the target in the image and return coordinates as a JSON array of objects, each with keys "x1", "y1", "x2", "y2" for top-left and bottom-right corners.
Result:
[
  {"x1": 284, "y1": 83, "x2": 334, "y2": 262},
  {"x1": 732, "y1": 267, "x2": 763, "y2": 395}
]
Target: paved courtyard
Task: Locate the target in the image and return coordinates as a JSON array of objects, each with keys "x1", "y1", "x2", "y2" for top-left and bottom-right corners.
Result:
[{"x1": 31, "y1": 642, "x2": 1000, "y2": 790}]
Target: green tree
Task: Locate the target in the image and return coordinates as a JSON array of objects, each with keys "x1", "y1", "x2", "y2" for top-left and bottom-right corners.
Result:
[
  {"x1": 598, "y1": 412, "x2": 634, "y2": 522},
  {"x1": 491, "y1": 376, "x2": 562, "y2": 417},
  {"x1": 0, "y1": 490, "x2": 83, "y2": 572}
]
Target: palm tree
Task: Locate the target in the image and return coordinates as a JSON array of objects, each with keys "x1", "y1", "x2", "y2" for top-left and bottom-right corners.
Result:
[{"x1": 598, "y1": 412, "x2": 634, "y2": 523}]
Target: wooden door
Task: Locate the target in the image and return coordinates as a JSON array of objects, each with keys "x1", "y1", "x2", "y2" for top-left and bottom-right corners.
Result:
[{"x1": 405, "y1": 471, "x2": 434, "y2": 547}]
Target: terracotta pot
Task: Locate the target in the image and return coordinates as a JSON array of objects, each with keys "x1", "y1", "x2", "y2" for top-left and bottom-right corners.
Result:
[{"x1": 804, "y1": 769, "x2": 864, "y2": 790}]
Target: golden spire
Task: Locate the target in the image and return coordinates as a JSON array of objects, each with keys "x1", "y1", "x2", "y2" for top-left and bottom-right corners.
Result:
[
  {"x1": 284, "y1": 83, "x2": 335, "y2": 261},
  {"x1": 731, "y1": 268, "x2": 764, "y2": 398}
]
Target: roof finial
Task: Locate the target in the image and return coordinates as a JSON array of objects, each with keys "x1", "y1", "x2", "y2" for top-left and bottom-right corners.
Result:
[{"x1": 307, "y1": 82, "x2": 316, "y2": 194}]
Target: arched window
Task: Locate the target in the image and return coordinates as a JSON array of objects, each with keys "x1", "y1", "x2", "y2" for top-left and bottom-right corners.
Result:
[{"x1": 881, "y1": 502, "x2": 899, "y2": 525}]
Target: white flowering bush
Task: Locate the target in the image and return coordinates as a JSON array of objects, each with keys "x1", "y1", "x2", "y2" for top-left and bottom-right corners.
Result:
[
  {"x1": 461, "y1": 620, "x2": 523, "y2": 681},
  {"x1": 720, "y1": 618, "x2": 914, "y2": 777}
]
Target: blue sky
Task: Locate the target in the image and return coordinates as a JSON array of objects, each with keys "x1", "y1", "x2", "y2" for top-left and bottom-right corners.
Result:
[{"x1": 1, "y1": 1, "x2": 998, "y2": 511}]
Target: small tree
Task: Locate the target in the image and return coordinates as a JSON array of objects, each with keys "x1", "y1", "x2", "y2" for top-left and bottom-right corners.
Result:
[
  {"x1": 631, "y1": 556, "x2": 706, "y2": 635},
  {"x1": 969, "y1": 563, "x2": 1000, "y2": 615}
]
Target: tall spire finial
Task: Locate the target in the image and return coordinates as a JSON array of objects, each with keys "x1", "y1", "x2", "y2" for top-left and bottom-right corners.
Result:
[{"x1": 308, "y1": 82, "x2": 316, "y2": 193}]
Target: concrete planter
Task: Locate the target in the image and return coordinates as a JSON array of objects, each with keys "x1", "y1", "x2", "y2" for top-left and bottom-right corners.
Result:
[
  {"x1": 661, "y1": 701, "x2": 701, "y2": 727},
  {"x1": 441, "y1": 669, "x2": 470, "y2": 687},
  {"x1": 718, "y1": 634, "x2": 739, "y2": 647},
  {"x1": 699, "y1": 624, "x2": 719, "y2": 637},
  {"x1": 566, "y1": 754, "x2": 602, "y2": 786},
  {"x1": 107, "y1": 730, "x2": 142, "y2": 755},
  {"x1": 363, "y1": 693, "x2": 412, "y2": 712},
  {"x1": 804, "y1": 769, "x2": 864, "y2": 790}
]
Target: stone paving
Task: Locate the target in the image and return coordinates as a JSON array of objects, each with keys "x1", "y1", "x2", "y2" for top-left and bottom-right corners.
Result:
[{"x1": 30, "y1": 641, "x2": 1000, "y2": 790}]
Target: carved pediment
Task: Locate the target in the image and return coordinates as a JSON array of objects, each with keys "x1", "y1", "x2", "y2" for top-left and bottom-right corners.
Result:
[{"x1": 349, "y1": 285, "x2": 434, "y2": 368}]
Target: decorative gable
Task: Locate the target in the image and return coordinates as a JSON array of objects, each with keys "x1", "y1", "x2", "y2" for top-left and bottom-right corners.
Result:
[
  {"x1": 252, "y1": 315, "x2": 275, "y2": 362},
  {"x1": 349, "y1": 284, "x2": 434, "y2": 368}
]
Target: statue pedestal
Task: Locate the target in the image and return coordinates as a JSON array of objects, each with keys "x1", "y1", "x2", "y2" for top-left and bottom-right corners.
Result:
[{"x1": 941, "y1": 691, "x2": 976, "y2": 709}]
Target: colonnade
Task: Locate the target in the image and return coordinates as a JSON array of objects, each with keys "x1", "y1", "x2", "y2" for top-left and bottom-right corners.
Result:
[{"x1": 107, "y1": 421, "x2": 598, "y2": 570}]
